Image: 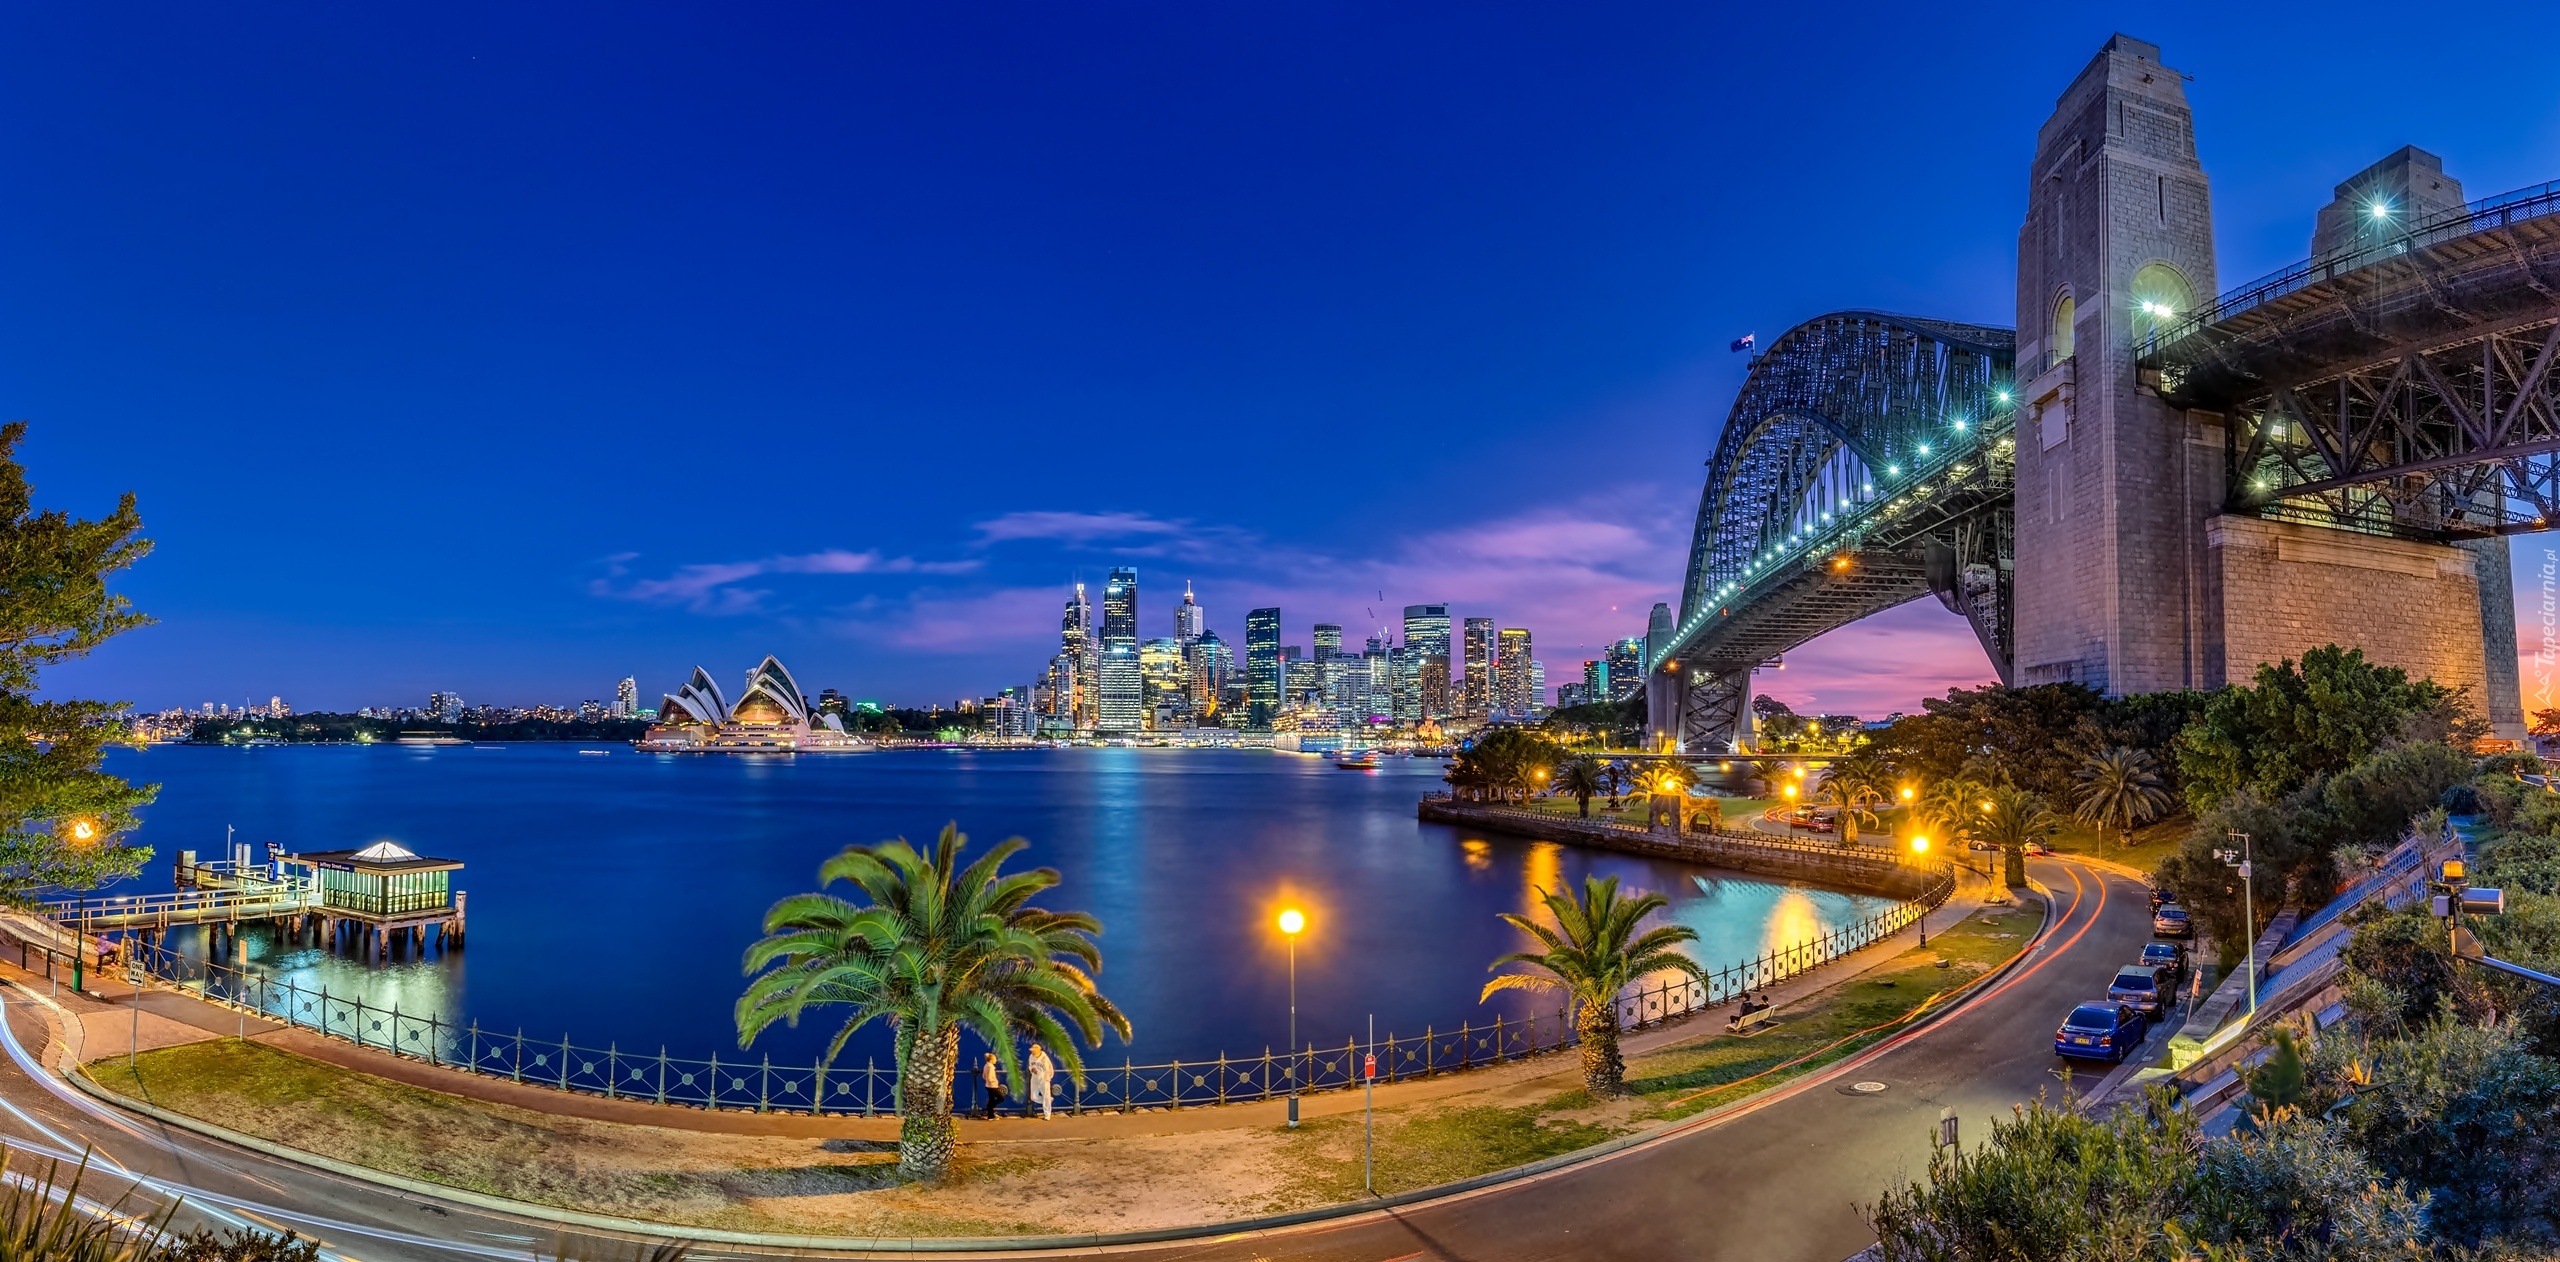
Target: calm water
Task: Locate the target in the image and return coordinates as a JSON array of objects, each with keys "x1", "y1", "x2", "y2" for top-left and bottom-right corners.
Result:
[{"x1": 97, "y1": 745, "x2": 1894, "y2": 1066}]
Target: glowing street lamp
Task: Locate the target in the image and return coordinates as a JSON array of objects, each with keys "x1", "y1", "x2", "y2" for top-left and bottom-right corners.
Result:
[
  {"x1": 66, "y1": 817, "x2": 100, "y2": 992},
  {"x1": 1278, "y1": 907, "x2": 1306, "y2": 1127},
  {"x1": 1899, "y1": 785, "x2": 1915, "y2": 804}
]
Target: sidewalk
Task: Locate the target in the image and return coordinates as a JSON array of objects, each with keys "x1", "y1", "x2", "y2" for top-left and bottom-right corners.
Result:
[{"x1": 18, "y1": 876, "x2": 2017, "y2": 1146}]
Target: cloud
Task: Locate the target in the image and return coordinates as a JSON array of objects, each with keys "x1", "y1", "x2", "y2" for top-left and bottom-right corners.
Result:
[
  {"x1": 595, "y1": 548, "x2": 979, "y2": 614},
  {"x1": 976, "y1": 511, "x2": 1189, "y2": 545}
]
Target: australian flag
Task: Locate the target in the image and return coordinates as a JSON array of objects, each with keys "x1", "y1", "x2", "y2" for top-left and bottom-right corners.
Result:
[{"x1": 1729, "y1": 333, "x2": 1755, "y2": 353}]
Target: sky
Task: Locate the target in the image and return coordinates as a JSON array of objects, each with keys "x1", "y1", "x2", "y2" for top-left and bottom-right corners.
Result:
[{"x1": 6, "y1": 4, "x2": 2558, "y2": 716}]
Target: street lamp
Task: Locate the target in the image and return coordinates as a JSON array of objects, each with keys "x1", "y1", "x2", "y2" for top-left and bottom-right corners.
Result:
[
  {"x1": 2221, "y1": 832, "x2": 2256, "y2": 1019},
  {"x1": 1912, "y1": 836, "x2": 1933, "y2": 946},
  {"x1": 1278, "y1": 907, "x2": 1305, "y2": 1128},
  {"x1": 66, "y1": 818, "x2": 98, "y2": 992}
]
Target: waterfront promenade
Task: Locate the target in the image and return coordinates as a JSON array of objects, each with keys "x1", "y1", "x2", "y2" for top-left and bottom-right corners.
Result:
[{"x1": 0, "y1": 853, "x2": 2147, "y2": 1259}]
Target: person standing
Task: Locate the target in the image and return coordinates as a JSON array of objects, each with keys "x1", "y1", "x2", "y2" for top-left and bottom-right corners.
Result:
[
  {"x1": 1026, "y1": 1043, "x2": 1056, "y2": 1120},
  {"x1": 978, "y1": 1052, "x2": 1007, "y2": 1119}
]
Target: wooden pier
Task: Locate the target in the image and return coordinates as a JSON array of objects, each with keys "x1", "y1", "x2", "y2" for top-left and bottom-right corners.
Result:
[{"x1": 40, "y1": 840, "x2": 466, "y2": 963}]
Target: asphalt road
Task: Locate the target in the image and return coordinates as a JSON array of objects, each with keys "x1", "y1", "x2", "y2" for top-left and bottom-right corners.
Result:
[{"x1": 0, "y1": 856, "x2": 2153, "y2": 1262}]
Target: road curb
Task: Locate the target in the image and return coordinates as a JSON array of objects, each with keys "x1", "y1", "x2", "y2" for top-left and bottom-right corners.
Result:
[{"x1": 19, "y1": 892, "x2": 2063, "y2": 1257}]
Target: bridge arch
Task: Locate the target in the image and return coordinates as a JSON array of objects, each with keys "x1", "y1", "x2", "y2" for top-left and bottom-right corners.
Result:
[{"x1": 1649, "y1": 311, "x2": 2016, "y2": 752}]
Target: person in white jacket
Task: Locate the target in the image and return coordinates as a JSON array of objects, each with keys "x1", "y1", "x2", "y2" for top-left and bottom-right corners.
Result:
[{"x1": 1026, "y1": 1043, "x2": 1056, "y2": 1120}]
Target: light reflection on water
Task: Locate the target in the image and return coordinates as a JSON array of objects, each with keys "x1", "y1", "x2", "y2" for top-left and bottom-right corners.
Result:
[{"x1": 103, "y1": 746, "x2": 1899, "y2": 1065}]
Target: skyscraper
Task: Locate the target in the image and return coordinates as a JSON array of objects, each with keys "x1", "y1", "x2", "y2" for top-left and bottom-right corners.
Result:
[
  {"x1": 1055, "y1": 583, "x2": 1096, "y2": 733},
  {"x1": 1098, "y1": 568, "x2": 1143, "y2": 734},
  {"x1": 1175, "y1": 581, "x2": 1204, "y2": 647},
  {"x1": 1363, "y1": 636, "x2": 1391, "y2": 724},
  {"x1": 1606, "y1": 638, "x2": 1643, "y2": 702},
  {"x1": 1245, "y1": 607, "x2": 1282, "y2": 729},
  {"x1": 1583, "y1": 659, "x2": 1610, "y2": 706},
  {"x1": 1530, "y1": 659, "x2": 1547, "y2": 711},
  {"x1": 615, "y1": 676, "x2": 639, "y2": 718},
  {"x1": 1461, "y1": 618, "x2": 1495, "y2": 717},
  {"x1": 1140, "y1": 636, "x2": 1187, "y2": 729},
  {"x1": 1185, "y1": 630, "x2": 1231, "y2": 714},
  {"x1": 1402, "y1": 604, "x2": 1451, "y2": 719},
  {"x1": 1312, "y1": 623, "x2": 1342, "y2": 662},
  {"x1": 1495, "y1": 628, "x2": 1532, "y2": 714}
]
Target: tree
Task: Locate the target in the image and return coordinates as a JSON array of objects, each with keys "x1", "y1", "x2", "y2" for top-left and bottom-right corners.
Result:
[
  {"x1": 1445, "y1": 728, "x2": 1564, "y2": 803},
  {"x1": 1481, "y1": 875, "x2": 1707, "y2": 1097},
  {"x1": 2072, "y1": 746, "x2": 2175, "y2": 847},
  {"x1": 1553, "y1": 755, "x2": 1606, "y2": 818},
  {"x1": 0, "y1": 423, "x2": 157, "y2": 904},
  {"x1": 1864, "y1": 683, "x2": 2106, "y2": 800},
  {"x1": 1975, "y1": 783, "x2": 2060, "y2": 887},
  {"x1": 2174, "y1": 646, "x2": 2452, "y2": 815},
  {"x1": 1815, "y1": 765, "x2": 1885, "y2": 846},
  {"x1": 736, "y1": 824, "x2": 1130, "y2": 1180},
  {"x1": 1914, "y1": 776, "x2": 1992, "y2": 854}
]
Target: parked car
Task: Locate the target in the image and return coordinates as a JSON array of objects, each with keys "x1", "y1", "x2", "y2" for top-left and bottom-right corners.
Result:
[
  {"x1": 2151, "y1": 885, "x2": 2177, "y2": 911},
  {"x1": 2023, "y1": 840, "x2": 2051, "y2": 856},
  {"x1": 2140, "y1": 940, "x2": 2190, "y2": 984},
  {"x1": 2055, "y1": 1002, "x2": 2149, "y2": 1063},
  {"x1": 1969, "y1": 839, "x2": 1998, "y2": 852},
  {"x1": 2107, "y1": 965, "x2": 2168, "y2": 1017},
  {"x1": 2153, "y1": 904, "x2": 2193, "y2": 938}
]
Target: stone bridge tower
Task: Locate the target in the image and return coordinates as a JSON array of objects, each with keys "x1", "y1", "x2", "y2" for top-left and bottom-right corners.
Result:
[
  {"x1": 2014, "y1": 36, "x2": 2524, "y2": 735},
  {"x1": 2012, "y1": 34, "x2": 2223, "y2": 694}
]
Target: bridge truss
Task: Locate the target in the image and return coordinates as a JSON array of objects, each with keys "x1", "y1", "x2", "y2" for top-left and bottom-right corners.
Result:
[
  {"x1": 1650, "y1": 312, "x2": 2017, "y2": 752},
  {"x1": 2146, "y1": 178, "x2": 2560, "y2": 539}
]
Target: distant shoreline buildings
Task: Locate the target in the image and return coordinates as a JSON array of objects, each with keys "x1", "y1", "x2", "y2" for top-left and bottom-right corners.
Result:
[{"x1": 996, "y1": 570, "x2": 1673, "y2": 744}]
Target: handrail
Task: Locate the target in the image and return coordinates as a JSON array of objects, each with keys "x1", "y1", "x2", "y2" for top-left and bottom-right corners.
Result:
[
  {"x1": 36, "y1": 865, "x2": 1952, "y2": 1119},
  {"x1": 2144, "y1": 175, "x2": 2560, "y2": 357}
]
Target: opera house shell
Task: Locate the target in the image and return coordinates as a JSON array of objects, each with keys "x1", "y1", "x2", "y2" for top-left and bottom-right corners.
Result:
[{"x1": 638, "y1": 656, "x2": 869, "y2": 752}]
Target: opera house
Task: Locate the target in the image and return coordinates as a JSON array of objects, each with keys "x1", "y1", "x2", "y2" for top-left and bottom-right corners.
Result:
[{"x1": 637, "y1": 656, "x2": 870, "y2": 753}]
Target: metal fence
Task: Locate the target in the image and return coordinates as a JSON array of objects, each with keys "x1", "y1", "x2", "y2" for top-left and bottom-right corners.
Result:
[{"x1": 28, "y1": 861, "x2": 1951, "y2": 1118}]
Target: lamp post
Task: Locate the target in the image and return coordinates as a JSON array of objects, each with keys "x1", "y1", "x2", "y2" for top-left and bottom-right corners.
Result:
[
  {"x1": 1278, "y1": 907, "x2": 1305, "y2": 1128},
  {"x1": 2222, "y1": 831, "x2": 2256, "y2": 1019},
  {"x1": 1912, "y1": 835, "x2": 1932, "y2": 946},
  {"x1": 67, "y1": 818, "x2": 98, "y2": 993}
]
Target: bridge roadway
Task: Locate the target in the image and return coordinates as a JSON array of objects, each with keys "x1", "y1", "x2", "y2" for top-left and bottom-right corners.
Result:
[{"x1": 0, "y1": 857, "x2": 2147, "y2": 1262}]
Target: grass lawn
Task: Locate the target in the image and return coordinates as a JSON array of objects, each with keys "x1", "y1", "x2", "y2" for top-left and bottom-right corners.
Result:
[
  {"x1": 2042, "y1": 816, "x2": 2186, "y2": 875},
  {"x1": 1268, "y1": 897, "x2": 2045, "y2": 1198}
]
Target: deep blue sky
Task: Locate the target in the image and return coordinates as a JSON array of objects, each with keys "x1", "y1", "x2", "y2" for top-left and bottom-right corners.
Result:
[{"x1": 9, "y1": 4, "x2": 2557, "y2": 714}]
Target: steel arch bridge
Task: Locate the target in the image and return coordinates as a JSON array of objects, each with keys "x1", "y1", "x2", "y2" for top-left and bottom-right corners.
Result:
[{"x1": 1646, "y1": 312, "x2": 2018, "y2": 752}]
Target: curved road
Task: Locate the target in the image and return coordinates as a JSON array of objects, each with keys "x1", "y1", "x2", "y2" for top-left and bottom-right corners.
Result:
[{"x1": 0, "y1": 857, "x2": 2150, "y2": 1262}]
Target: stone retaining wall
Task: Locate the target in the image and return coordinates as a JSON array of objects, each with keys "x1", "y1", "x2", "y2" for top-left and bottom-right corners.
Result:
[{"x1": 1417, "y1": 798, "x2": 1936, "y2": 899}]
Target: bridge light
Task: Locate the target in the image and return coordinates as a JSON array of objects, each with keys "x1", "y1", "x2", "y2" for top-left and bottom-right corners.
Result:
[
  {"x1": 1861, "y1": 482, "x2": 1873, "y2": 493},
  {"x1": 1886, "y1": 465, "x2": 1900, "y2": 476},
  {"x1": 1917, "y1": 444, "x2": 1931, "y2": 456},
  {"x1": 2369, "y1": 200, "x2": 2392, "y2": 220},
  {"x1": 1952, "y1": 419, "x2": 1967, "y2": 431},
  {"x1": 1995, "y1": 389, "x2": 2012, "y2": 404}
]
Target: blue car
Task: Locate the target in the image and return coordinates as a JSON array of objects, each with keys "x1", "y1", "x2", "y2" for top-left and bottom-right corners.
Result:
[{"x1": 2055, "y1": 1002, "x2": 2148, "y2": 1063}]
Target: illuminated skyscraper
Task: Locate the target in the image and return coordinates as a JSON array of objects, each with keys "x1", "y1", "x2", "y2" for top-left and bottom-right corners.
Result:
[
  {"x1": 1583, "y1": 659, "x2": 1610, "y2": 706},
  {"x1": 1606, "y1": 638, "x2": 1643, "y2": 701},
  {"x1": 615, "y1": 676, "x2": 639, "y2": 718},
  {"x1": 1401, "y1": 604, "x2": 1450, "y2": 719},
  {"x1": 1185, "y1": 630, "x2": 1231, "y2": 714},
  {"x1": 1245, "y1": 607, "x2": 1281, "y2": 729},
  {"x1": 1175, "y1": 581, "x2": 1204, "y2": 647},
  {"x1": 1098, "y1": 568, "x2": 1143, "y2": 734},
  {"x1": 1461, "y1": 618, "x2": 1495, "y2": 717},
  {"x1": 1494, "y1": 628, "x2": 1532, "y2": 714},
  {"x1": 1054, "y1": 583, "x2": 1097, "y2": 732},
  {"x1": 1312, "y1": 623, "x2": 1342, "y2": 662}
]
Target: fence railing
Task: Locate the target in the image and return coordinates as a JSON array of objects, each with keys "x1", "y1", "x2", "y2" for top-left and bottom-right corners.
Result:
[
  {"x1": 20, "y1": 864, "x2": 1950, "y2": 1118},
  {"x1": 1428, "y1": 796, "x2": 1930, "y2": 868}
]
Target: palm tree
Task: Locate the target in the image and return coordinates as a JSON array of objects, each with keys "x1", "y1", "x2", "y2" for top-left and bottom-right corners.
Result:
[
  {"x1": 1974, "y1": 783, "x2": 2061, "y2": 887},
  {"x1": 1554, "y1": 755, "x2": 1607, "y2": 818},
  {"x1": 736, "y1": 824, "x2": 1130, "y2": 1180},
  {"x1": 2072, "y1": 746, "x2": 2175, "y2": 847},
  {"x1": 1915, "y1": 777, "x2": 1991, "y2": 852},
  {"x1": 1814, "y1": 767, "x2": 1886, "y2": 846},
  {"x1": 1481, "y1": 875, "x2": 1709, "y2": 1097}
]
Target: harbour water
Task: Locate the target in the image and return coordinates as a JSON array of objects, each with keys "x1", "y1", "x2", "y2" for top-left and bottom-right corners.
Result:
[{"x1": 99, "y1": 745, "x2": 1898, "y2": 1068}]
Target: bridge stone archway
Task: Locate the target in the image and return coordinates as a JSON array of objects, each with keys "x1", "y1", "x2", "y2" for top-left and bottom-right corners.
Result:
[{"x1": 1646, "y1": 312, "x2": 2017, "y2": 753}]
